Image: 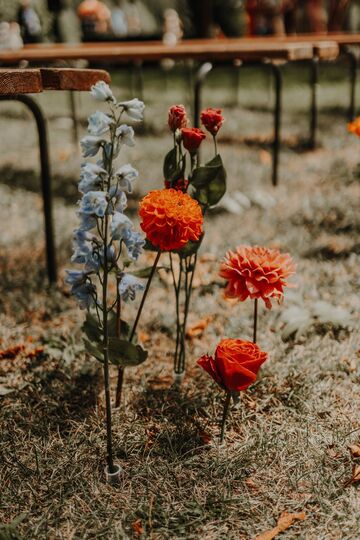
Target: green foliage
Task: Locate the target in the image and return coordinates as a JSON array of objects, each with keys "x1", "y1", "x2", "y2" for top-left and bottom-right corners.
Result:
[
  {"x1": 108, "y1": 338, "x2": 148, "y2": 367},
  {"x1": 163, "y1": 147, "x2": 186, "y2": 186},
  {"x1": 82, "y1": 312, "x2": 146, "y2": 367},
  {"x1": 190, "y1": 154, "x2": 226, "y2": 208}
]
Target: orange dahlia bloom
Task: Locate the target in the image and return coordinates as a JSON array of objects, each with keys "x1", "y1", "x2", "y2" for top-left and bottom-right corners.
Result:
[
  {"x1": 219, "y1": 245, "x2": 295, "y2": 309},
  {"x1": 348, "y1": 117, "x2": 360, "y2": 136},
  {"x1": 139, "y1": 188, "x2": 203, "y2": 252}
]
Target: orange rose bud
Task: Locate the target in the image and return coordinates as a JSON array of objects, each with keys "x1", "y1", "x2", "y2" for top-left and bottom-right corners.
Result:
[
  {"x1": 220, "y1": 245, "x2": 295, "y2": 309},
  {"x1": 168, "y1": 104, "x2": 188, "y2": 132},
  {"x1": 348, "y1": 117, "x2": 360, "y2": 136},
  {"x1": 138, "y1": 188, "x2": 203, "y2": 252},
  {"x1": 198, "y1": 338, "x2": 268, "y2": 392},
  {"x1": 181, "y1": 127, "x2": 206, "y2": 153},
  {"x1": 200, "y1": 107, "x2": 224, "y2": 136}
]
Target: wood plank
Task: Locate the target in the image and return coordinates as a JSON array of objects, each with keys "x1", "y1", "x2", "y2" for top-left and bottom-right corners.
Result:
[
  {"x1": 0, "y1": 68, "x2": 42, "y2": 94},
  {"x1": 0, "y1": 40, "x2": 314, "y2": 64},
  {"x1": 40, "y1": 68, "x2": 110, "y2": 91}
]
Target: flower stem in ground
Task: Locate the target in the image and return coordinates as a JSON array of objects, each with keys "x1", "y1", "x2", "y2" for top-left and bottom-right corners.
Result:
[
  {"x1": 114, "y1": 250, "x2": 161, "y2": 407},
  {"x1": 253, "y1": 298, "x2": 258, "y2": 344},
  {"x1": 220, "y1": 391, "x2": 231, "y2": 444}
]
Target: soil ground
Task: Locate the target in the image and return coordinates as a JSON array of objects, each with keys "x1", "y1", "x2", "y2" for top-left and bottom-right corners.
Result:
[{"x1": 0, "y1": 62, "x2": 359, "y2": 539}]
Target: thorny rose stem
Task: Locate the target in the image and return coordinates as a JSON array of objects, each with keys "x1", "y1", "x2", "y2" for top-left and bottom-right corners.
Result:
[
  {"x1": 114, "y1": 250, "x2": 162, "y2": 407},
  {"x1": 220, "y1": 391, "x2": 231, "y2": 444}
]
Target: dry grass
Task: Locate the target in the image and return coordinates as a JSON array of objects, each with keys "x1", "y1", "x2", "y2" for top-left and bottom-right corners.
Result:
[{"x1": 0, "y1": 63, "x2": 359, "y2": 539}]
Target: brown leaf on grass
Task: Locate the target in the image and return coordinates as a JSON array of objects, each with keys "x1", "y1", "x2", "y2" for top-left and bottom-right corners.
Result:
[
  {"x1": 138, "y1": 331, "x2": 150, "y2": 344},
  {"x1": 259, "y1": 149, "x2": 272, "y2": 165},
  {"x1": 25, "y1": 347, "x2": 44, "y2": 359},
  {"x1": 0, "y1": 345, "x2": 25, "y2": 360},
  {"x1": 348, "y1": 444, "x2": 360, "y2": 459},
  {"x1": 147, "y1": 375, "x2": 173, "y2": 390},
  {"x1": 344, "y1": 464, "x2": 360, "y2": 487},
  {"x1": 186, "y1": 316, "x2": 213, "y2": 339},
  {"x1": 198, "y1": 429, "x2": 212, "y2": 445},
  {"x1": 131, "y1": 519, "x2": 143, "y2": 537},
  {"x1": 254, "y1": 511, "x2": 306, "y2": 540},
  {"x1": 245, "y1": 477, "x2": 259, "y2": 491}
]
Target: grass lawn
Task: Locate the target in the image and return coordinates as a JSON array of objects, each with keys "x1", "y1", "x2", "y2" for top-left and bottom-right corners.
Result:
[{"x1": 0, "y1": 60, "x2": 359, "y2": 539}]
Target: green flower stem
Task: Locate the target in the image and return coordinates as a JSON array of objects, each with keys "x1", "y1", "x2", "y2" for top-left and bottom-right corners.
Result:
[
  {"x1": 220, "y1": 391, "x2": 231, "y2": 444},
  {"x1": 253, "y1": 298, "x2": 258, "y2": 344},
  {"x1": 213, "y1": 134, "x2": 218, "y2": 156},
  {"x1": 114, "y1": 250, "x2": 161, "y2": 407},
  {"x1": 102, "y1": 212, "x2": 115, "y2": 473}
]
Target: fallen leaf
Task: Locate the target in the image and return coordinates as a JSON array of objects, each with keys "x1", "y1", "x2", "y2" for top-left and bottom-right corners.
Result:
[
  {"x1": 138, "y1": 332, "x2": 150, "y2": 344},
  {"x1": 344, "y1": 464, "x2": 360, "y2": 486},
  {"x1": 349, "y1": 444, "x2": 360, "y2": 459},
  {"x1": 259, "y1": 149, "x2": 271, "y2": 165},
  {"x1": 186, "y1": 316, "x2": 213, "y2": 339},
  {"x1": 254, "y1": 511, "x2": 306, "y2": 540},
  {"x1": 245, "y1": 478, "x2": 258, "y2": 491},
  {"x1": 198, "y1": 429, "x2": 212, "y2": 445},
  {"x1": 0, "y1": 345, "x2": 25, "y2": 360},
  {"x1": 131, "y1": 519, "x2": 143, "y2": 537},
  {"x1": 25, "y1": 347, "x2": 44, "y2": 359}
]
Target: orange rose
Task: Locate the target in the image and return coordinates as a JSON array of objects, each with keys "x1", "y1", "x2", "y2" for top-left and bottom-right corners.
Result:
[
  {"x1": 198, "y1": 338, "x2": 268, "y2": 392},
  {"x1": 138, "y1": 188, "x2": 203, "y2": 252},
  {"x1": 168, "y1": 104, "x2": 188, "y2": 132},
  {"x1": 200, "y1": 108, "x2": 224, "y2": 136},
  {"x1": 181, "y1": 127, "x2": 206, "y2": 153},
  {"x1": 220, "y1": 245, "x2": 295, "y2": 309}
]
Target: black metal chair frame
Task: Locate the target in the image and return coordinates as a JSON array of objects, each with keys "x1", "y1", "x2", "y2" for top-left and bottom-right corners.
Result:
[{"x1": 0, "y1": 94, "x2": 57, "y2": 284}]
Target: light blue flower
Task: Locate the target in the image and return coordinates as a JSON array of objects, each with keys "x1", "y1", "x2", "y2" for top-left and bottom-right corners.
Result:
[
  {"x1": 118, "y1": 98, "x2": 145, "y2": 121},
  {"x1": 72, "y1": 282, "x2": 96, "y2": 310},
  {"x1": 118, "y1": 273, "x2": 145, "y2": 302},
  {"x1": 111, "y1": 211, "x2": 133, "y2": 240},
  {"x1": 65, "y1": 269, "x2": 87, "y2": 287},
  {"x1": 115, "y1": 124, "x2": 135, "y2": 147},
  {"x1": 90, "y1": 81, "x2": 116, "y2": 103},
  {"x1": 80, "y1": 136, "x2": 104, "y2": 158},
  {"x1": 123, "y1": 230, "x2": 144, "y2": 261},
  {"x1": 79, "y1": 162, "x2": 107, "y2": 194},
  {"x1": 78, "y1": 212, "x2": 97, "y2": 231},
  {"x1": 114, "y1": 163, "x2": 138, "y2": 193},
  {"x1": 80, "y1": 191, "x2": 108, "y2": 217},
  {"x1": 109, "y1": 186, "x2": 128, "y2": 213},
  {"x1": 88, "y1": 111, "x2": 113, "y2": 136}
]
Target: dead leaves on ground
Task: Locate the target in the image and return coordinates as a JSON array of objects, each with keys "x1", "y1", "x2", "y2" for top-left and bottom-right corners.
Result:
[{"x1": 254, "y1": 511, "x2": 306, "y2": 540}]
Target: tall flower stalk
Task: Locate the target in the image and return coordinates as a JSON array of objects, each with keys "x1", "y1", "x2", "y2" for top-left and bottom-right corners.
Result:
[
  {"x1": 66, "y1": 82, "x2": 147, "y2": 477},
  {"x1": 163, "y1": 105, "x2": 226, "y2": 378}
]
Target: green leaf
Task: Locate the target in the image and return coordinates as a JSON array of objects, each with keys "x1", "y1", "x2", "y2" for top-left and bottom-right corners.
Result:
[
  {"x1": 108, "y1": 312, "x2": 131, "y2": 340},
  {"x1": 190, "y1": 154, "x2": 227, "y2": 207},
  {"x1": 131, "y1": 266, "x2": 167, "y2": 279},
  {"x1": 108, "y1": 338, "x2": 148, "y2": 367},
  {"x1": 163, "y1": 147, "x2": 177, "y2": 180},
  {"x1": 84, "y1": 339, "x2": 104, "y2": 363},
  {"x1": 82, "y1": 312, "x2": 102, "y2": 344},
  {"x1": 176, "y1": 235, "x2": 203, "y2": 259},
  {"x1": 144, "y1": 239, "x2": 160, "y2": 252}
]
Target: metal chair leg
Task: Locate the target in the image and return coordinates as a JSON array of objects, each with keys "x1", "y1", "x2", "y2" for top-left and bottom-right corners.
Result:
[
  {"x1": 343, "y1": 50, "x2": 357, "y2": 121},
  {"x1": 193, "y1": 62, "x2": 213, "y2": 127},
  {"x1": 0, "y1": 94, "x2": 57, "y2": 284},
  {"x1": 309, "y1": 57, "x2": 319, "y2": 151},
  {"x1": 267, "y1": 62, "x2": 282, "y2": 187}
]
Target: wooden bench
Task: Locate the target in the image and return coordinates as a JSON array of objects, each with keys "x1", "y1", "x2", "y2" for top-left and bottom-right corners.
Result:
[
  {"x1": 0, "y1": 39, "x2": 339, "y2": 188},
  {"x1": 0, "y1": 67, "x2": 110, "y2": 284}
]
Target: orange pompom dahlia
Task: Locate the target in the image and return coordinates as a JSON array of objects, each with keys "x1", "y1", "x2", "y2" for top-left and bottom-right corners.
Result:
[
  {"x1": 220, "y1": 245, "x2": 295, "y2": 309},
  {"x1": 139, "y1": 188, "x2": 203, "y2": 252},
  {"x1": 348, "y1": 117, "x2": 360, "y2": 136}
]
